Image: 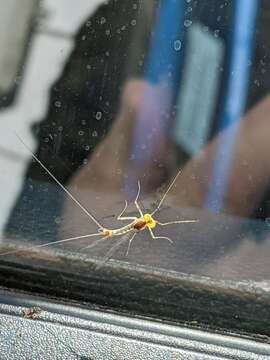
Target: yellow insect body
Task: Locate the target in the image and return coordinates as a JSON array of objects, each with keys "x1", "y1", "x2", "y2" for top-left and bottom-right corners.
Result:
[{"x1": 143, "y1": 214, "x2": 157, "y2": 229}]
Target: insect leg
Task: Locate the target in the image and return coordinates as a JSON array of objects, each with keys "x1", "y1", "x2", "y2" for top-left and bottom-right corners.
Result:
[
  {"x1": 134, "y1": 180, "x2": 144, "y2": 217},
  {"x1": 148, "y1": 227, "x2": 173, "y2": 244},
  {"x1": 125, "y1": 232, "x2": 137, "y2": 256},
  {"x1": 117, "y1": 200, "x2": 137, "y2": 221},
  {"x1": 157, "y1": 219, "x2": 198, "y2": 226}
]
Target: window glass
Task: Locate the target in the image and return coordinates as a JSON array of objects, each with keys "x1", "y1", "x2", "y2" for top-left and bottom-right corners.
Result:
[{"x1": 0, "y1": 0, "x2": 270, "y2": 315}]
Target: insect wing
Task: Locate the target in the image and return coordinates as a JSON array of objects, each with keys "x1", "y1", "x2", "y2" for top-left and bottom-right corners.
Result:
[{"x1": 102, "y1": 232, "x2": 134, "y2": 263}]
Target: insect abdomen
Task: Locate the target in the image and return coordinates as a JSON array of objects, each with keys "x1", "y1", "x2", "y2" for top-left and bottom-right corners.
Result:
[
  {"x1": 110, "y1": 218, "x2": 147, "y2": 236},
  {"x1": 112, "y1": 222, "x2": 136, "y2": 236}
]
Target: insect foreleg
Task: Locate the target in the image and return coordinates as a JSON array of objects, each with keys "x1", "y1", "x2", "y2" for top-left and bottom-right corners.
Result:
[
  {"x1": 134, "y1": 180, "x2": 144, "y2": 217},
  {"x1": 117, "y1": 200, "x2": 137, "y2": 221},
  {"x1": 148, "y1": 227, "x2": 173, "y2": 244},
  {"x1": 157, "y1": 219, "x2": 198, "y2": 226},
  {"x1": 117, "y1": 180, "x2": 144, "y2": 221}
]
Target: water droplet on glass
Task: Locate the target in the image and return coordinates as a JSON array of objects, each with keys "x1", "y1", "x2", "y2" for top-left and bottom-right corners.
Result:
[
  {"x1": 83, "y1": 158, "x2": 88, "y2": 165},
  {"x1": 85, "y1": 145, "x2": 90, "y2": 151},
  {"x1": 81, "y1": 35, "x2": 86, "y2": 41},
  {"x1": 14, "y1": 76, "x2": 21, "y2": 85},
  {"x1": 131, "y1": 19, "x2": 137, "y2": 26},
  {"x1": 95, "y1": 111, "x2": 102, "y2": 120},
  {"x1": 265, "y1": 217, "x2": 270, "y2": 226},
  {"x1": 214, "y1": 29, "x2": 220, "y2": 38},
  {"x1": 174, "y1": 40, "x2": 182, "y2": 51},
  {"x1": 55, "y1": 101, "x2": 61, "y2": 108},
  {"x1": 58, "y1": 126, "x2": 63, "y2": 131},
  {"x1": 105, "y1": 29, "x2": 110, "y2": 36},
  {"x1": 184, "y1": 19, "x2": 192, "y2": 27},
  {"x1": 78, "y1": 130, "x2": 84, "y2": 136},
  {"x1": 92, "y1": 130, "x2": 98, "y2": 137},
  {"x1": 100, "y1": 17, "x2": 106, "y2": 24},
  {"x1": 55, "y1": 217, "x2": 61, "y2": 224}
]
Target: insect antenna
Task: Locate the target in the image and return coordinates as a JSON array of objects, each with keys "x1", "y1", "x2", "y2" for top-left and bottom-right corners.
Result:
[{"x1": 15, "y1": 132, "x2": 103, "y2": 229}]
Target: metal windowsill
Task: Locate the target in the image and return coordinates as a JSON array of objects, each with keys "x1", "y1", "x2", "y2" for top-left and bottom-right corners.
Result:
[{"x1": 0, "y1": 288, "x2": 270, "y2": 359}]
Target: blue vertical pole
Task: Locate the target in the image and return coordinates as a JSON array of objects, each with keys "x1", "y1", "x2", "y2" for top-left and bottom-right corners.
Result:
[
  {"x1": 125, "y1": 0, "x2": 185, "y2": 195},
  {"x1": 205, "y1": 0, "x2": 258, "y2": 212}
]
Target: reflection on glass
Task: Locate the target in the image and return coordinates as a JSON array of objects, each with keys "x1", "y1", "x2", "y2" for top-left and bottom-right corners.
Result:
[{"x1": 0, "y1": 0, "x2": 270, "y2": 283}]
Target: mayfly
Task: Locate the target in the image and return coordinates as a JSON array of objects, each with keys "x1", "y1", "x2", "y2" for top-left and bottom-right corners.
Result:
[{"x1": 1, "y1": 133, "x2": 198, "y2": 259}]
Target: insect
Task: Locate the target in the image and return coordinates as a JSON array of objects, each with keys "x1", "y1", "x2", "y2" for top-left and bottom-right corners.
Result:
[
  {"x1": 1, "y1": 134, "x2": 198, "y2": 259},
  {"x1": 22, "y1": 306, "x2": 42, "y2": 320}
]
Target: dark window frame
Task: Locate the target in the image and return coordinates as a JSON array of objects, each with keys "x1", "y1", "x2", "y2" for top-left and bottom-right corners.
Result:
[{"x1": 0, "y1": 243, "x2": 269, "y2": 341}]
